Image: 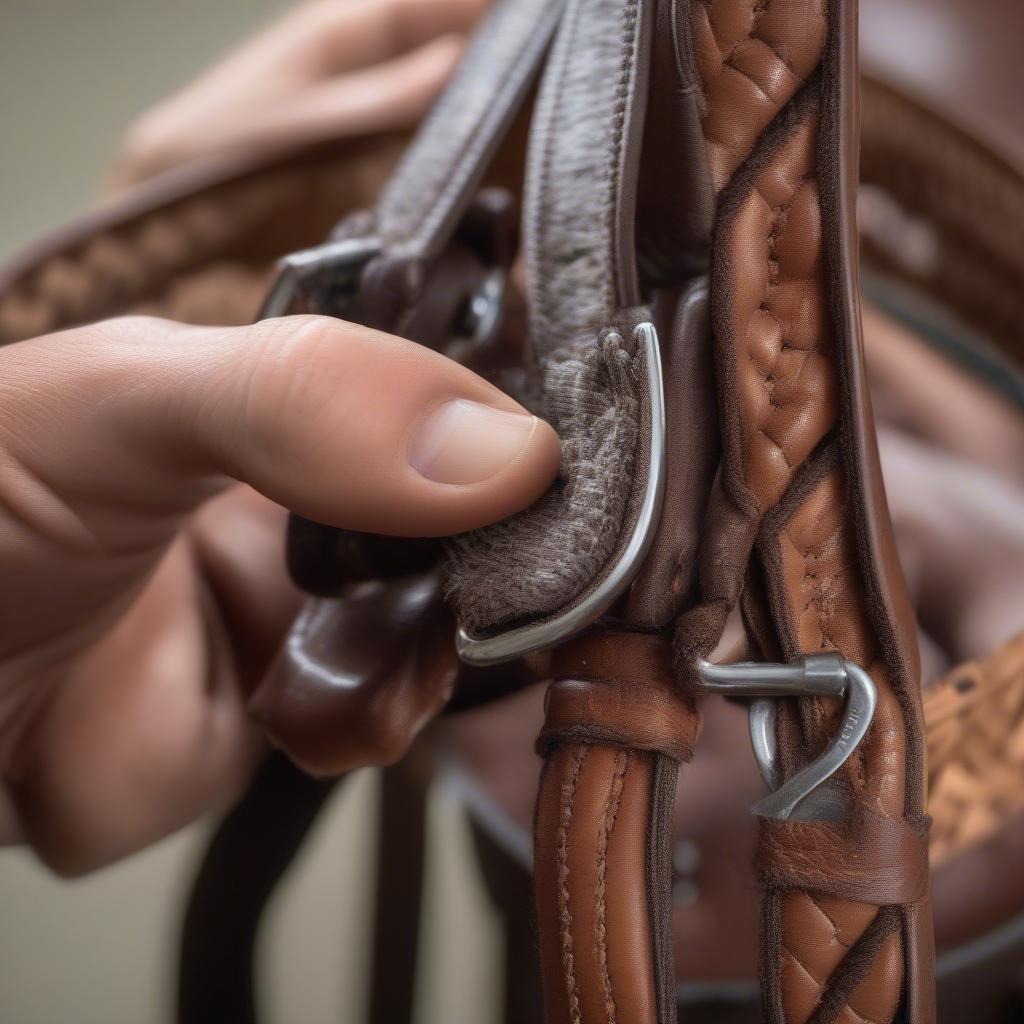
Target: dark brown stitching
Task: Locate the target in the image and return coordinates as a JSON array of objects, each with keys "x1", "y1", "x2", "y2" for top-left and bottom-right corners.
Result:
[
  {"x1": 558, "y1": 743, "x2": 588, "y2": 1024},
  {"x1": 605, "y1": 0, "x2": 640, "y2": 310},
  {"x1": 596, "y1": 750, "x2": 630, "y2": 1024}
]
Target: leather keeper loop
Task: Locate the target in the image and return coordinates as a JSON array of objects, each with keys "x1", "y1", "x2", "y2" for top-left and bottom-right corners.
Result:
[
  {"x1": 551, "y1": 630, "x2": 675, "y2": 686},
  {"x1": 539, "y1": 675, "x2": 700, "y2": 764},
  {"x1": 758, "y1": 809, "x2": 931, "y2": 906}
]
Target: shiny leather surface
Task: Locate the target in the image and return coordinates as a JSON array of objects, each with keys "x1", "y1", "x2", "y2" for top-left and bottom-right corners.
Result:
[
  {"x1": 249, "y1": 574, "x2": 457, "y2": 776},
  {"x1": 535, "y1": 629, "x2": 693, "y2": 1024},
  {"x1": 535, "y1": 743, "x2": 660, "y2": 1024}
]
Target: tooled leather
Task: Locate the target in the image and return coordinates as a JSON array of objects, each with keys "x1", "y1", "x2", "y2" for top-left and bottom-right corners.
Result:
[
  {"x1": 727, "y1": 111, "x2": 837, "y2": 508},
  {"x1": 690, "y1": 0, "x2": 921, "y2": 1020},
  {"x1": 770, "y1": 469, "x2": 907, "y2": 1024}
]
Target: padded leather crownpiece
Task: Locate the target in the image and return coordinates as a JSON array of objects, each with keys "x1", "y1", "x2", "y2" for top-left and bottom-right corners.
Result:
[{"x1": 445, "y1": 0, "x2": 657, "y2": 639}]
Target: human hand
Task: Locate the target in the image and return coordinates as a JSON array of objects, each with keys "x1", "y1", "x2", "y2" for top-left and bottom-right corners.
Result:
[
  {"x1": 109, "y1": 0, "x2": 486, "y2": 190},
  {"x1": 0, "y1": 314, "x2": 558, "y2": 874}
]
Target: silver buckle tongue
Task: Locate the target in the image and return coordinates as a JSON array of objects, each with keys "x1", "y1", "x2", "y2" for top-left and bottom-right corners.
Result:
[{"x1": 699, "y1": 654, "x2": 877, "y2": 820}]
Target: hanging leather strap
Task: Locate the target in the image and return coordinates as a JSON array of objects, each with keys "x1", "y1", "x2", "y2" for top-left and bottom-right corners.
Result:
[
  {"x1": 523, "y1": 3, "x2": 691, "y2": 1022},
  {"x1": 360, "y1": 0, "x2": 565, "y2": 261}
]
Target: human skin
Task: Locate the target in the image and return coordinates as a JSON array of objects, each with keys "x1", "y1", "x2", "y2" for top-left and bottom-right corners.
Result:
[
  {"x1": 0, "y1": 314, "x2": 558, "y2": 875},
  {"x1": 7, "y1": 0, "x2": 1024, "y2": 877},
  {"x1": 0, "y1": 0, "x2": 563, "y2": 875},
  {"x1": 109, "y1": 0, "x2": 487, "y2": 189}
]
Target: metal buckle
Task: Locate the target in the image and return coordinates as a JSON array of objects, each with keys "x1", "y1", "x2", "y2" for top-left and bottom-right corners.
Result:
[
  {"x1": 260, "y1": 237, "x2": 505, "y2": 355},
  {"x1": 454, "y1": 320, "x2": 667, "y2": 665},
  {"x1": 258, "y1": 237, "x2": 382, "y2": 320},
  {"x1": 699, "y1": 654, "x2": 877, "y2": 820}
]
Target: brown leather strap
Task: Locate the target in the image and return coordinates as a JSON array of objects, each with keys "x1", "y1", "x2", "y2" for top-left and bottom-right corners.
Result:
[
  {"x1": 535, "y1": 631, "x2": 695, "y2": 1024},
  {"x1": 523, "y1": 0, "x2": 687, "y2": 1018},
  {"x1": 758, "y1": 812, "x2": 930, "y2": 906},
  {"x1": 542, "y1": 633, "x2": 700, "y2": 761}
]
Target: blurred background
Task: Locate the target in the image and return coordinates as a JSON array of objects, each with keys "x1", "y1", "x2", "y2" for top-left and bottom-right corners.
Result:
[{"x1": 0, "y1": 4, "x2": 498, "y2": 1022}]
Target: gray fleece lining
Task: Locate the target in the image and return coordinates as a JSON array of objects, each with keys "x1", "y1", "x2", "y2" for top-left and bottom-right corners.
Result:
[
  {"x1": 445, "y1": 326, "x2": 641, "y2": 634},
  {"x1": 442, "y1": 0, "x2": 650, "y2": 635}
]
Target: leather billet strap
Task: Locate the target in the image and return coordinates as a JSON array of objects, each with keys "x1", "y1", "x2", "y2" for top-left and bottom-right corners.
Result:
[
  {"x1": 672, "y1": 1, "x2": 934, "y2": 1021},
  {"x1": 367, "y1": 0, "x2": 565, "y2": 262},
  {"x1": 515, "y1": 2, "x2": 692, "y2": 1021}
]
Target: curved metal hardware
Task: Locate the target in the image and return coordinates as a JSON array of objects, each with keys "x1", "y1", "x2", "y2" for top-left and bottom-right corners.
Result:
[
  {"x1": 259, "y1": 237, "x2": 382, "y2": 320},
  {"x1": 460, "y1": 268, "x2": 506, "y2": 346},
  {"x1": 699, "y1": 655, "x2": 877, "y2": 820},
  {"x1": 748, "y1": 698, "x2": 779, "y2": 790},
  {"x1": 455, "y1": 320, "x2": 666, "y2": 665}
]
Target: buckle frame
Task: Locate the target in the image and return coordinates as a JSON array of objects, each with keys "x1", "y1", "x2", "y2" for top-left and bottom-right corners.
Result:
[
  {"x1": 699, "y1": 654, "x2": 877, "y2": 820},
  {"x1": 259, "y1": 237, "x2": 382, "y2": 320}
]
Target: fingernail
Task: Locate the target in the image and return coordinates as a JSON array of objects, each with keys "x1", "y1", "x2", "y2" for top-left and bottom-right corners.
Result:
[{"x1": 409, "y1": 400, "x2": 537, "y2": 484}]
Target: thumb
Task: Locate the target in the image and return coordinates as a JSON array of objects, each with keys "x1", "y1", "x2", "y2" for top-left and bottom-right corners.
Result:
[{"x1": 1, "y1": 314, "x2": 559, "y2": 539}]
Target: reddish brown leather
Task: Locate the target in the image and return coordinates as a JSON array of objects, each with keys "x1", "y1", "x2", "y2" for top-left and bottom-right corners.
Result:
[
  {"x1": 759, "y1": 811, "x2": 929, "y2": 906},
  {"x1": 535, "y1": 627, "x2": 697, "y2": 1024},
  {"x1": 534, "y1": 743, "x2": 661, "y2": 1024},
  {"x1": 682, "y1": 1, "x2": 932, "y2": 1021},
  {"x1": 543, "y1": 636, "x2": 701, "y2": 762},
  {"x1": 691, "y1": 0, "x2": 827, "y2": 192},
  {"x1": 248, "y1": 574, "x2": 458, "y2": 777}
]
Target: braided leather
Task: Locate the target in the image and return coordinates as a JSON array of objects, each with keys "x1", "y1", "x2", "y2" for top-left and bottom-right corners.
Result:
[
  {"x1": 926, "y1": 631, "x2": 1024, "y2": 863},
  {"x1": 686, "y1": 1, "x2": 926, "y2": 1020},
  {"x1": 0, "y1": 138, "x2": 404, "y2": 343}
]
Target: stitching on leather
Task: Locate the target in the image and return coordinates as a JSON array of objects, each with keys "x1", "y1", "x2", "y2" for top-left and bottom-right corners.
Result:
[
  {"x1": 558, "y1": 743, "x2": 588, "y2": 1024},
  {"x1": 746, "y1": 171, "x2": 817, "y2": 477},
  {"x1": 605, "y1": 0, "x2": 640, "y2": 310},
  {"x1": 729, "y1": 95, "x2": 897, "y2": 1024},
  {"x1": 782, "y1": 945, "x2": 824, "y2": 990},
  {"x1": 808, "y1": 898, "x2": 850, "y2": 953},
  {"x1": 798, "y1": 524, "x2": 842, "y2": 651},
  {"x1": 595, "y1": 750, "x2": 630, "y2": 1024},
  {"x1": 782, "y1": 486, "x2": 886, "y2": 1020},
  {"x1": 527, "y1": 0, "x2": 582, "y2": 334}
]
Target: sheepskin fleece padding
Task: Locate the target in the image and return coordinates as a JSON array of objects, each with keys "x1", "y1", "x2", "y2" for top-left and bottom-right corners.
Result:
[
  {"x1": 445, "y1": 326, "x2": 642, "y2": 633},
  {"x1": 443, "y1": 0, "x2": 650, "y2": 634}
]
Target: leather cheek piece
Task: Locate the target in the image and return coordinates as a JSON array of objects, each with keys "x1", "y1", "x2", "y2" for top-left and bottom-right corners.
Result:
[
  {"x1": 540, "y1": 633, "x2": 701, "y2": 762},
  {"x1": 758, "y1": 809, "x2": 932, "y2": 906}
]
